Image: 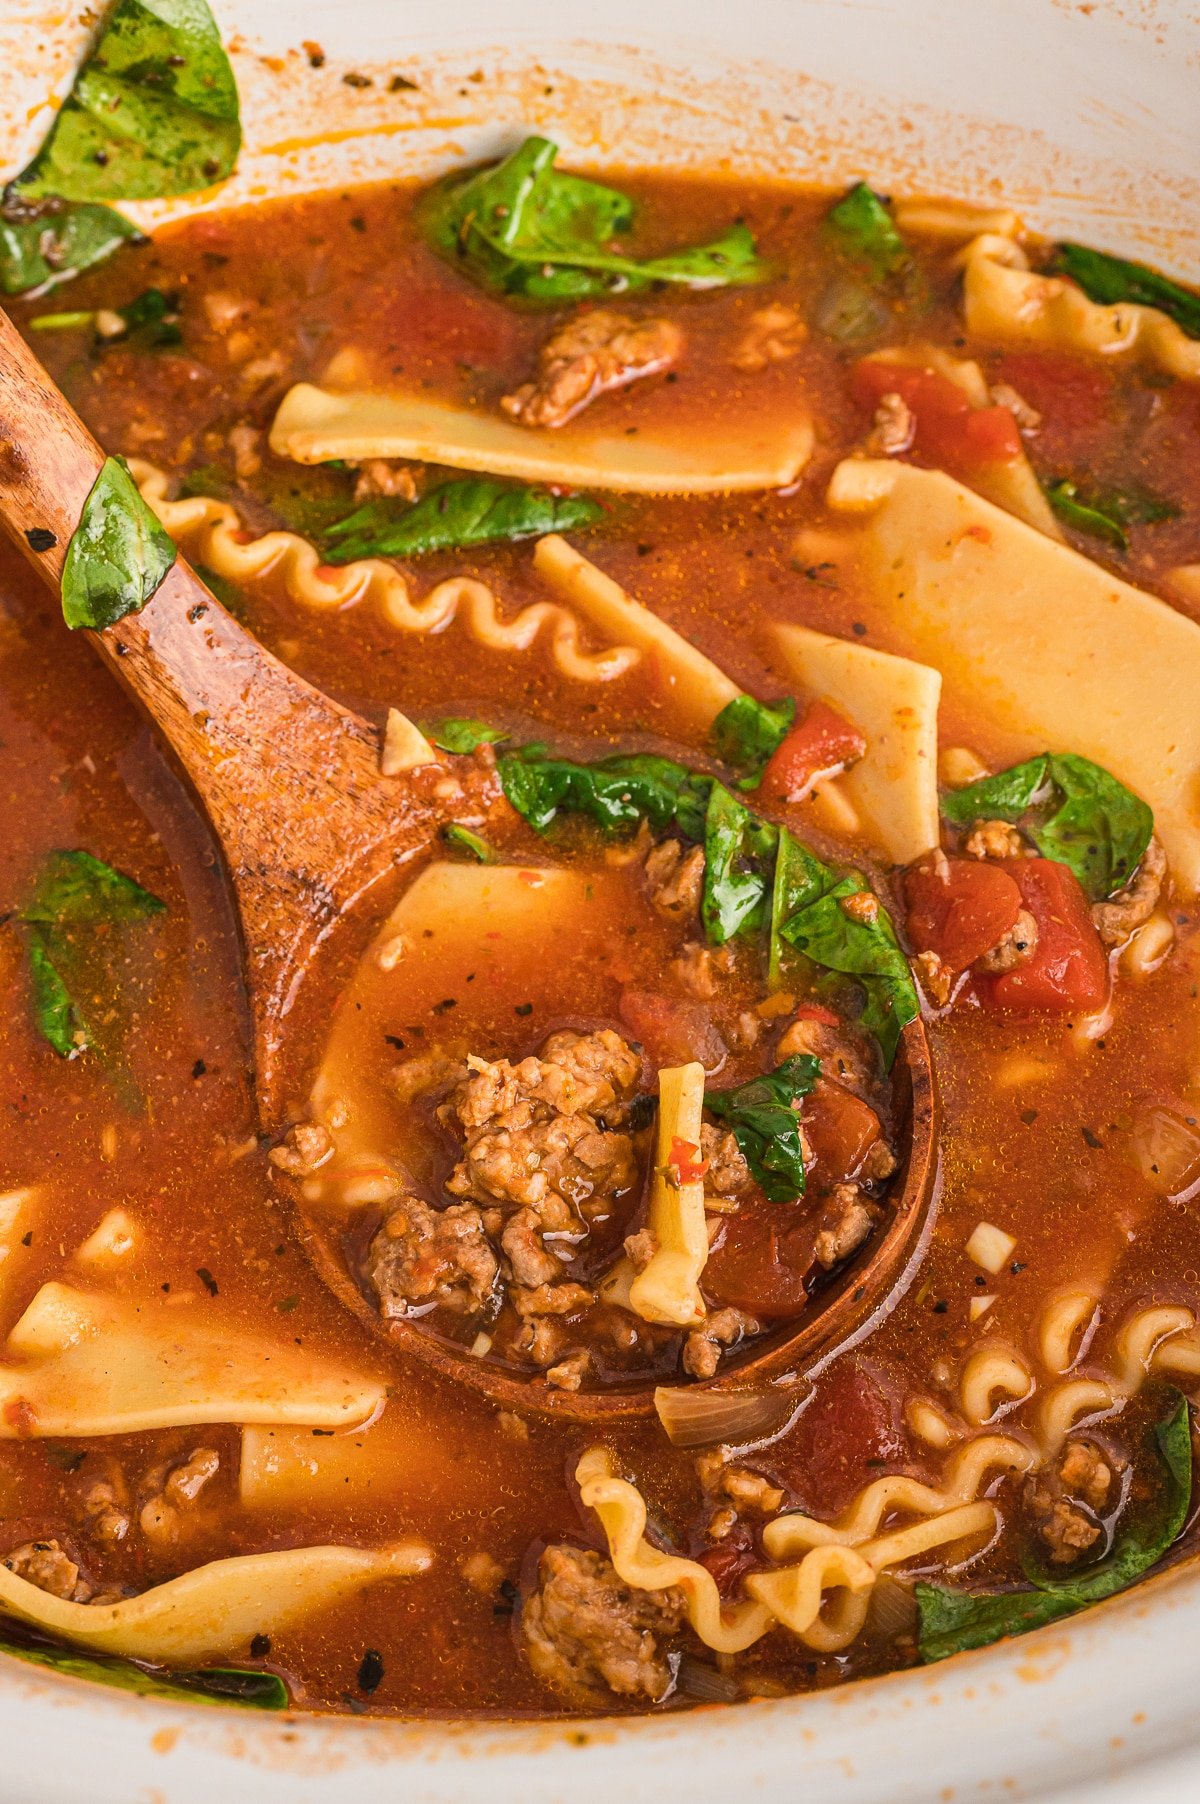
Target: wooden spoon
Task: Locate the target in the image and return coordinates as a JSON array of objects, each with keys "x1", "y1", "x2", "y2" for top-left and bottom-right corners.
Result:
[
  {"x1": 0, "y1": 308, "x2": 940, "y2": 1424},
  {"x1": 0, "y1": 307, "x2": 459, "y2": 1114}
]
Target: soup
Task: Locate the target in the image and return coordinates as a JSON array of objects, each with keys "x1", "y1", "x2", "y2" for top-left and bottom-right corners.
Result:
[{"x1": 0, "y1": 0, "x2": 1199, "y2": 1720}]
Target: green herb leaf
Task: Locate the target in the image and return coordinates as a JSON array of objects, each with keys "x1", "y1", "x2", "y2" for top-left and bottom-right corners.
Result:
[
  {"x1": 442, "y1": 824, "x2": 496, "y2": 863},
  {"x1": 825, "y1": 182, "x2": 913, "y2": 286},
  {"x1": 20, "y1": 849, "x2": 166, "y2": 927},
  {"x1": 113, "y1": 285, "x2": 182, "y2": 347},
  {"x1": 323, "y1": 478, "x2": 604, "y2": 563},
  {"x1": 704, "y1": 1054, "x2": 821, "y2": 1202},
  {"x1": 0, "y1": 1635, "x2": 287, "y2": 1710},
  {"x1": 710, "y1": 694, "x2": 796, "y2": 786},
  {"x1": 701, "y1": 781, "x2": 778, "y2": 945},
  {"x1": 61, "y1": 455, "x2": 177, "y2": 631},
  {"x1": 917, "y1": 1394, "x2": 1192, "y2": 1662},
  {"x1": 17, "y1": 0, "x2": 241, "y2": 204},
  {"x1": 0, "y1": 199, "x2": 141, "y2": 297},
  {"x1": 768, "y1": 826, "x2": 844, "y2": 989},
  {"x1": 777, "y1": 842, "x2": 918, "y2": 1070},
  {"x1": 419, "y1": 135, "x2": 769, "y2": 306},
  {"x1": 1043, "y1": 477, "x2": 1180, "y2": 550},
  {"x1": 26, "y1": 931, "x2": 87, "y2": 1057},
  {"x1": 422, "y1": 718, "x2": 510, "y2": 755},
  {"x1": 1047, "y1": 242, "x2": 1200, "y2": 342},
  {"x1": 498, "y1": 746, "x2": 711, "y2": 839},
  {"x1": 940, "y1": 752, "x2": 1153, "y2": 900}
]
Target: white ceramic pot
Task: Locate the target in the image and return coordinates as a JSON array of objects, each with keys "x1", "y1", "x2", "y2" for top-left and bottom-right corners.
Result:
[{"x1": 0, "y1": 2, "x2": 1197, "y2": 1797}]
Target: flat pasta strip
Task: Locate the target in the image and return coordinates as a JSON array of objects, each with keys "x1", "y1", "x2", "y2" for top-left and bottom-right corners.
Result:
[
  {"x1": 0, "y1": 1541, "x2": 430, "y2": 1664},
  {"x1": 627, "y1": 1062, "x2": 709, "y2": 1328},
  {"x1": 772, "y1": 623, "x2": 941, "y2": 864},
  {"x1": 128, "y1": 461, "x2": 639, "y2": 686},
  {"x1": 269, "y1": 382, "x2": 814, "y2": 495},
  {"x1": 958, "y1": 231, "x2": 1200, "y2": 383},
  {"x1": 0, "y1": 1283, "x2": 383, "y2": 1435},
  {"x1": 821, "y1": 458, "x2": 1200, "y2": 892}
]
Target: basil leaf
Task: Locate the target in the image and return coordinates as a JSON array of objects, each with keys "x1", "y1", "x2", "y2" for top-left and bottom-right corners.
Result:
[
  {"x1": 0, "y1": 197, "x2": 142, "y2": 296},
  {"x1": 422, "y1": 718, "x2": 510, "y2": 755},
  {"x1": 499, "y1": 746, "x2": 711, "y2": 839},
  {"x1": 767, "y1": 825, "x2": 843, "y2": 989},
  {"x1": 61, "y1": 455, "x2": 177, "y2": 630},
  {"x1": 701, "y1": 782, "x2": 778, "y2": 945},
  {"x1": 940, "y1": 752, "x2": 1153, "y2": 900},
  {"x1": 0, "y1": 1635, "x2": 287, "y2": 1710},
  {"x1": 704, "y1": 1054, "x2": 821, "y2": 1202},
  {"x1": 442, "y1": 824, "x2": 495, "y2": 863},
  {"x1": 711, "y1": 695, "x2": 796, "y2": 786},
  {"x1": 26, "y1": 931, "x2": 87, "y2": 1057},
  {"x1": 17, "y1": 0, "x2": 241, "y2": 204},
  {"x1": 20, "y1": 849, "x2": 166, "y2": 927},
  {"x1": 1043, "y1": 477, "x2": 1180, "y2": 551},
  {"x1": 419, "y1": 135, "x2": 769, "y2": 305},
  {"x1": 1047, "y1": 242, "x2": 1200, "y2": 342},
  {"x1": 322, "y1": 479, "x2": 603, "y2": 563},
  {"x1": 779, "y1": 867, "x2": 918, "y2": 1071},
  {"x1": 825, "y1": 182, "x2": 913, "y2": 286},
  {"x1": 917, "y1": 1394, "x2": 1191, "y2": 1662}
]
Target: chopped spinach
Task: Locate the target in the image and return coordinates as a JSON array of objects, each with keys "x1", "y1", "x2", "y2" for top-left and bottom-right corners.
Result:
[
  {"x1": 939, "y1": 751, "x2": 1153, "y2": 900},
  {"x1": 422, "y1": 718, "x2": 510, "y2": 755},
  {"x1": 0, "y1": 196, "x2": 142, "y2": 296},
  {"x1": 1043, "y1": 477, "x2": 1179, "y2": 551},
  {"x1": 704, "y1": 1054, "x2": 821, "y2": 1202},
  {"x1": 1047, "y1": 242, "x2": 1200, "y2": 342},
  {"x1": 0, "y1": 1633, "x2": 287, "y2": 1710},
  {"x1": 825, "y1": 182, "x2": 913, "y2": 286},
  {"x1": 322, "y1": 478, "x2": 603, "y2": 563},
  {"x1": 442, "y1": 824, "x2": 496, "y2": 863},
  {"x1": 710, "y1": 694, "x2": 796, "y2": 787},
  {"x1": 419, "y1": 135, "x2": 769, "y2": 306},
  {"x1": 15, "y1": 850, "x2": 165, "y2": 1061},
  {"x1": 917, "y1": 1394, "x2": 1191, "y2": 1662},
  {"x1": 499, "y1": 746, "x2": 710, "y2": 840},
  {"x1": 16, "y1": 0, "x2": 241, "y2": 204},
  {"x1": 701, "y1": 781, "x2": 778, "y2": 944},
  {"x1": 778, "y1": 863, "x2": 918, "y2": 1072},
  {"x1": 61, "y1": 454, "x2": 177, "y2": 631},
  {"x1": 33, "y1": 286, "x2": 182, "y2": 346}
]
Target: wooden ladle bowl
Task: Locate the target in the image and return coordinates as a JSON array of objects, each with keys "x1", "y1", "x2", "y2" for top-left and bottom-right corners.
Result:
[{"x1": 294, "y1": 1016, "x2": 939, "y2": 1424}]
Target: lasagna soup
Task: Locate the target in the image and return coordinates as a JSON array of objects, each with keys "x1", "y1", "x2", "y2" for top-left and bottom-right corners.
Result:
[{"x1": 1, "y1": 1, "x2": 1200, "y2": 1719}]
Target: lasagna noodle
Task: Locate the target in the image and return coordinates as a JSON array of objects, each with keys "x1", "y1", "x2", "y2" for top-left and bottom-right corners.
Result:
[
  {"x1": 822, "y1": 458, "x2": 1200, "y2": 893},
  {"x1": 0, "y1": 1542, "x2": 430, "y2": 1664},
  {"x1": 627, "y1": 1062, "x2": 709, "y2": 1328},
  {"x1": 128, "y1": 461, "x2": 640, "y2": 686},
  {"x1": 268, "y1": 382, "x2": 814, "y2": 494}
]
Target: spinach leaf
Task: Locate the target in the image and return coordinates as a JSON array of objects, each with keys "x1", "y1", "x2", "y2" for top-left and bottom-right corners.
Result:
[
  {"x1": 442, "y1": 823, "x2": 495, "y2": 863},
  {"x1": 780, "y1": 871, "x2": 917, "y2": 1071},
  {"x1": 322, "y1": 478, "x2": 603, "y2": 563},
  {"x1": 710, "y1": 694, "x2": 796, "y2": 786},
  {"x1": 111, "y1": 285, "x2": 182, "y2": 347},
  {"x1": 825, "y1": 182, "x2": 913, "y2": 285},
  {"x1": 15, "y1": 850, "x2": 164, "y2": 1061},
  {"x1": 422, "y1": 718, "x2": 510, "y2": 755},
  {"x1": 940, "y1": 752, "x2": 1153, "y2": 900},
  {"x1": 767, "y1": 826, "x2": 844, "y2": 988},
  {"x1": 1043, "y1": 478, "x2": 1179, "y2": 551},
  {"x1": 61, "y1": 455, "x2": 177, "y2": 630},
  {"x1": 0, "y1": 197, "x2": 141, "y2": 296},
  {"x1": 499, "y1": 746, "x2": 711, "y2": 839},
  {"x1": 704, "y1": 1054, "x2": 821, "y2": 1202},
  {"x1": 17, "y1": 0, "x2": 241, "y2": 204},
  {"x1": 419, "y1": 135, "x2": 769, "y2": 305},
  {"x1": 701, "y1": 781, "x2": 778, "y2": 945},
  {"x1": 917, "y1": 1394, "x2": 1191, "y2": 1662},
  {"x1": 0, "y1": 1634, "x2": 287, "y2": 1710},
  {"x1": 1047, "y1": 242, "x2": 1200, "y2": 342}
]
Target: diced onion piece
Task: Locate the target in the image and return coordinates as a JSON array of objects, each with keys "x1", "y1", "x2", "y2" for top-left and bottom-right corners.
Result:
[
  {"x1": 675, "y1": 1653, "x2": 741, "y2": 1703},
  {"x1": 381, "y1": 707, "x2": 438, "y2": 776},
  {"x1": 468, "y1": 1332, "x2": 493, "y2": 1358},
  {"x1": 969, "y1": 1294, "x2": 996, "y2": 1322},
  {"x1": 938, "y1": 745, "x2": 990, "y2": 789},
  {"x1": 867, "y1": 1572, "x2": 919, "y2": 1642},
  {"x1": 1125, "y1": 1105, "x2": 1200, "y2": 1199},
  {"x1": 965, "y1": 1221, "x2": 1016, "y2": 1275},
  {"x1": 654, "y1": 1380, "x2": 806, "y2": 1450},
  {"x1": 628, "y1": 1062, "x2": 708, "y2": 1327}
]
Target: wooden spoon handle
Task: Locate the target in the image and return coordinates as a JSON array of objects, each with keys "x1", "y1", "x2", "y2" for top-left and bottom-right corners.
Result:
[{"x1": 0, "y1": 305, "x2": 437, "y2": 1108}]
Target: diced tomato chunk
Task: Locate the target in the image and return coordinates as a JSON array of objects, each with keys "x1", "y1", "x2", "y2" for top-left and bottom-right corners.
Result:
[
  {"x1": 668, "y1": 1136, "x2": 709, "y2": 1184},
  {"x1": 704, "y1": 1202, "x2": 816, "y2": 1320},
  {"x1": 760, "y1": 701, "x2": 866, "y2": 804},
  {"x1": 974, "y1": 858, "x2": 1109, "y2": 1014},
  {"x1": 696, "y1": 1527, "x2": 759, "y2": 1598},
  {"x1": 903, "y1": 855, "x2": 1023, "y2": 972},
  {"x1": 851, "y1": 359, "x2": 1022, "y2": 471},
  {"x1": 994, "y1": 351, "x2": 1112, "y2": 433},
  {"x1": 767, "y1": 1357, "x2": 909, "y2": 1517},
  {"x1": 791, "y1": 1002, "x2": 842, "y2": 1027},
  {"x1": 802, "y1": 1079, "x2": 883, "y2": 1183},
  {"x1": 618, "y1": 990, "x2": 727, "y2": 1072}
]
